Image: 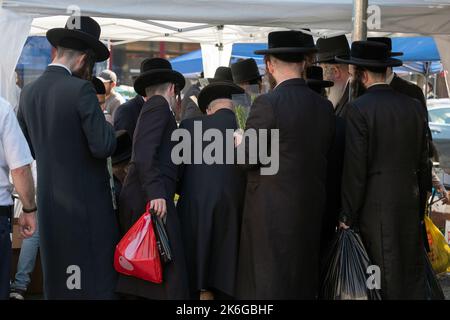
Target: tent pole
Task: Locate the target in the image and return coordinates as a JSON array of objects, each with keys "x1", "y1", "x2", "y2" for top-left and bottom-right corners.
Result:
[{"x1": 352, "y1": 0, "x2": 368, "y2": 41}]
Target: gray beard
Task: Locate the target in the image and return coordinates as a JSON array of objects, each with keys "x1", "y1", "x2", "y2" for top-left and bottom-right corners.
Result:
[{"x1": 327, "y1": 81, "x2": 347, "y2": 108}]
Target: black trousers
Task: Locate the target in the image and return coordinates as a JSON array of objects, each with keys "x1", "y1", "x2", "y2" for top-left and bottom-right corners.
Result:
[{"x1": 0, "y1": 206, "x2": 13, "y2": 300}]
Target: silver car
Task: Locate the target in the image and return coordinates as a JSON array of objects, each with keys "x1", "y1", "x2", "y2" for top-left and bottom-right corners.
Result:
[{"x1": 428, "y1": 99, "x2": 450, "y2": 170}]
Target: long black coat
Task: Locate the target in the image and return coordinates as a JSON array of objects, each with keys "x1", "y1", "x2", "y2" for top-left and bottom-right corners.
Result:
[
  {"x1": 321, "y1": 82, "x2": 350, "y2": 254},
  {"x1": 177, "y1": 109, "x2": 245, "y2": 298},
  {"x1": 237, "y1": 78, "x2": 336, "y2": 299},
  {"x1": 180, "y1": 82, "x2": 203, "y2": 121},
  {"x1": 389, "y1": 74, "x2": 432, "y2": 251},
  {"x1": 113, "y1": 95, "x2": 145, "y2": 138},
  {"x1": 116, "y1": 95, "x2": 189, "y2": 299},
  {"x1": 341, "y1": 84, "x2": 430, "y2": 299},
  {"x1": 17, "y1": 66, "x2": 118, "y2": 299}
]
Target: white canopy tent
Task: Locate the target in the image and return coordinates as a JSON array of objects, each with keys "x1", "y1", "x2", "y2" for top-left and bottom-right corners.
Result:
[{"x1": 1, "y1": 0, "x2": 450, "y2": 103}]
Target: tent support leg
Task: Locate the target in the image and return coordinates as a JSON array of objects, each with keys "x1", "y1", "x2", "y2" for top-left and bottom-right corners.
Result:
[{"x1": 352, "y1": 0, "x2": 368, "y2": 41}]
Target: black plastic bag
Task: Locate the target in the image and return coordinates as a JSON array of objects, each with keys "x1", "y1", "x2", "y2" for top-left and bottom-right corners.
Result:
[
  {"x1": 151, "y1": 213, "x2": 173, "y2": 264},
  {"x1": 321, "y1": 229, "x2": 382, "y2": 300}
]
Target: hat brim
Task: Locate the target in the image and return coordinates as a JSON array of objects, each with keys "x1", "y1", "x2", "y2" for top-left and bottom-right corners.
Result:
[
  {"x1": 306, "y1": 79, "x2": 334, "y2": 88},
  {"x1": 134, "y1": 69, "x2": 185, "y2": 97},
  {"x1": 46, "y1": 28, "x2": 110, "y2": 62},
  {"x1": 198, "y1": 81, "x2": 245, "y2": 113},
  {"x1": 254, "y1": 47, "x2": 318, "y2": 55},
  {"x1": 335, "y1": 55, "x2": 403, "y2": 68},
  {"x1": 390, "y1": 51, "x2": 404, "y2": 57}
]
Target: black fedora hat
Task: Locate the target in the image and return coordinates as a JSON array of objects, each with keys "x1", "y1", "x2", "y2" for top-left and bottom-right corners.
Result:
[
  {"x1": 133, "y1": 58, "x2": 185, "y2": 97},
  {"x1": 92, "y1": 77, "x2": 106, "y2": 94},
  {"x1": 254, "y1": 30, "x2": 317, "y2": 55},
  {"x1": 306, "y1": 66, "x2": 334, "y2": 89},
  {"x1": 316, "y1": 35, "x2": 350, "y2": 64},
  {"x1": 335, "y1": 41, "x2": 403, "y2": 68},
  {"x1": 208, "y1": 66, "x2": 234, "y2": 83},
  {"x1": 198, "y1": 81, "x2": 245, "y2": 114},
  {"x1": 112, "y1": 130, "x2": 132, "y2": 165},
  {"x1": 46, "y1": 16, "x2": 109, "y2": 62},
  {"x1": 231, "y1": 58, "x2": 262, "y2": 84},
  {"x1": 367, "y1": 37, "x2": 403, "y2": 57}
]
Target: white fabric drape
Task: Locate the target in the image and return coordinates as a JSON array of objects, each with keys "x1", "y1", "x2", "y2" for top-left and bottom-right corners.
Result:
[
  {"x1": 200, "y1": 43, "x2": 232, "y2": 78},
  {"x1": 0, "y1": 7, "x2": 32, "y2": 106}
]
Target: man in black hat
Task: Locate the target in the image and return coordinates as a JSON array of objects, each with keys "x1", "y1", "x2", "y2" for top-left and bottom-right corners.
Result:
[
  {"x1": 116, "y1": 57, "x2": 189, "y2": 300},
  {"x1": 236, "y1": 30, "x2": 336, "y2": 299},
  {"x1": 337, "y1": 41, "x2": 430, "y2": 299},
  {"x1": 176, "y1": 81, "x2": 246, "y2": 300},
  {"x1": 92, "y1": 76, "x2": 113, "y2": 123},
  {"x1": 17, "y1": 16, "x2": 118, "y2": 299},
  {"x1": 306, "y1": 66, "x2": 334, "y2": 96},
  {"x1": 368, "y1": 37, "x2": 427, "y2": 109},
  {"x1": 231, "y1": 58, "x2": 263, "y2": 94},
  {"x1": 316, "y1": 35, "x2": 351, "y2": 117}
]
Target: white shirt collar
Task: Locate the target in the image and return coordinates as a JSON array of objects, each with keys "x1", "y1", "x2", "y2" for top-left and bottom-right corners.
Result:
[{"x1": 48, "y1": 63, "x2": 72, "y2": 75}]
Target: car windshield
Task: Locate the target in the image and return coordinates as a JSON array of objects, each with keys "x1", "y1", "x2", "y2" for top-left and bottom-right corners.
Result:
[{"x1": 429, "y1": 108, "x2": 450, "y2": 124}]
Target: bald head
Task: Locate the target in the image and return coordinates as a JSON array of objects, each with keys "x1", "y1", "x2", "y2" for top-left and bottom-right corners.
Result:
[{"x1": 206, "y1": 98, "x2": 234, "y2": 115}]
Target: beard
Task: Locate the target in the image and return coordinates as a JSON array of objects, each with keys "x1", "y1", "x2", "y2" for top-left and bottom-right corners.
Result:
[
  {"x1": 350, "y1": 73, "x2": 367, "y2": 100},
  {"x1": 266, "y1": 71, "x2": 277, "y2": 90},
  {"x1": 326, "y1": 80, "x2": 347, "y2": 107},
  {"x1": 72, "y1": 54, "x2": 95, "y2": 81}
]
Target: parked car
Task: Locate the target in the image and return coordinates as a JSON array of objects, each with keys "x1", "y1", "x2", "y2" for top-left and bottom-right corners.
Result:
[{"x1": 428, "y1": 99, "x2": 450, "y2": 172}]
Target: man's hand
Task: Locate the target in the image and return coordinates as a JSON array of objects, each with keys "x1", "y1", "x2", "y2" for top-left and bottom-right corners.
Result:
[
  {"x1": 339, "y1": 221, "x2": 350, "y2": 230},
  {"x1": 19, "y1": 211, "x2": 36, "y2": 238},
  {"x1": 437, "y1": 185, "x2": 449, "y2": 204},
  {"x1": 234, "y1": 129, "x2": 243, "y2": 147},
  {"x1": 150, "y1": 198, "x2": 167, "y2": 219}
]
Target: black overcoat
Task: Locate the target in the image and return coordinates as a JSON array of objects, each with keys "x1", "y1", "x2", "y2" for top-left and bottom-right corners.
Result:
[
  {"x1": 177, "y1": 108, "x2": 245, "y2": 298},
  {"x1": 113, "y1": 95, "x2": 145, "y2": 138},
  {"x1": 236, "y1": 78, "x2": 336, "y2": 299},
  {"x1": 17, "y1": 66, "x2": 118, "y2": 299},
  {"x1": 116, "y1": 95, "x2": 190, "y2": 299},
  {"x1": 341, "y1": 84, "x2": 430, "y2": 299}
]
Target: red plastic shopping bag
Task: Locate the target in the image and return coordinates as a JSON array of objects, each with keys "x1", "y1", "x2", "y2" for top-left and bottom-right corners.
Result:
[{"x1": 114, "y1": 204, "x2": 162, "y2": 283}]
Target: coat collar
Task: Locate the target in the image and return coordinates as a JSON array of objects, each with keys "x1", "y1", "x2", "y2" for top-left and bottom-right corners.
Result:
[
  {"x1": 366, "y1": 83, "x2": 391, "y2": 93},
  {"x1": 45, "y1": 64, "x2": 72, "y2": 76},
  {"x1": 275, "y1": 77, "x2": 306, "y2": 90}
]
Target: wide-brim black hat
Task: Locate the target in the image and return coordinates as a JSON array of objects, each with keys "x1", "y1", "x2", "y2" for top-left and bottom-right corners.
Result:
[
  {"x1": 335, "y1": 41, "x2": 403, "y2": 68},
  {"x1": 46, "y1": 16, "x2": 109, "y2": 62},
  {"x1": 231, "y1": 58, "x2": 262, "y2": 84},
  {"x1": 207, "y1": 66, "x2": 234, "y2": 84},
  {"x1": 316, "y1": 35, "x2": 351, "y2": 64},
  {"x1": 112, "y1": 130, "x2": 132, "y2": 165},
  {"x1": 134, "y1": 58, "x2": 185, "y2": 97},
  {"x1": 367, "y1": 37, "x2": 403, "y2": 57},
  {"x1": 254, "y1": 30, "x2": 317, "y2": 55},
  {"x1": 305, "y1": 66, "x2": 334, "y2": 88},
  {"x1": 198, "y1": 81, "x2": 245, "y2": 113}
]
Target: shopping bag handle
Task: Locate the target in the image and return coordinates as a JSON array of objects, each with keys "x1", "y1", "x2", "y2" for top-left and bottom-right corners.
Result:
[{"x1": 146, "y1": 202, "x2": 158, "y2": 216}]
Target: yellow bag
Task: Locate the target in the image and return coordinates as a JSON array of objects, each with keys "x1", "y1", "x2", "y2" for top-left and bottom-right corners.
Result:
[{"x1": 424, "y1": 215, "x2": 450, "y2": 274}]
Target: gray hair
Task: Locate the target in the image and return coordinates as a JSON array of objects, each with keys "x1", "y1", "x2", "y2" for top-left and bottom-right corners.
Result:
[{"x1": 145, "y1": 82, "x2": 172, "y2": 98}]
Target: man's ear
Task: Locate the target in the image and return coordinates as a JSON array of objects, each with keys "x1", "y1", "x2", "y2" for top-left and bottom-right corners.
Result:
[
  {"x1": 362, "y1": 70, "x2": 369, "y2": 85},
  {"x1": 333, "y1": 66, "x2": 341, "y2": 80}
]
